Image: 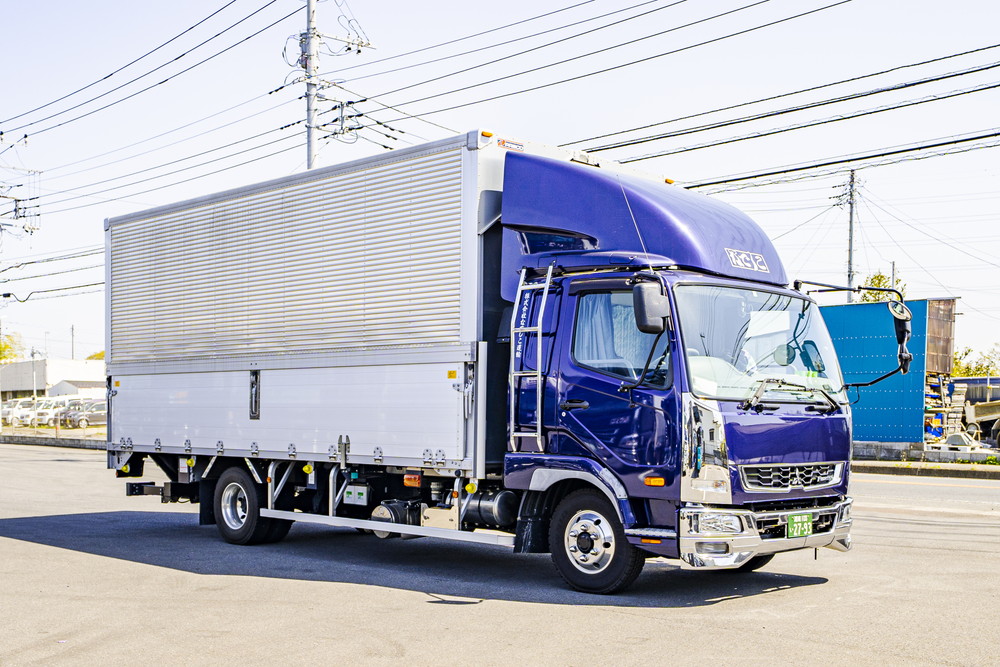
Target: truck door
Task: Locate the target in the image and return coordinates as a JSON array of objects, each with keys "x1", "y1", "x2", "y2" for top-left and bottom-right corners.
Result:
[{"x1": 553, "y1": 280, "x2": 678, "y2": 477}]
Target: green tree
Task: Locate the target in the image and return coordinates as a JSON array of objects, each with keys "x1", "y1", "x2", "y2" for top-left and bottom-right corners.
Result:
[
  {"x1": 953, "y1": 345, "x2": 1000, "y2": 377},
  {"x1": 859, "y1": 270, "x2": 907, "y2": 302},
  {"x1": 0, "y1": 332, "x2": 23, "y2": 362},
  {"x1": 86, "y1": 351, "x2": 105, "y2": 360}
]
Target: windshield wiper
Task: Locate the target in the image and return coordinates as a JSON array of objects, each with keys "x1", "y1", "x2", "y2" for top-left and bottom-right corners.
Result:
[
  {"x1": 740, "y1": 378, "x2": 809, "y2": 411},
  {"x1": 741, "y1": 378, "x2": 840, "y2": 413}
]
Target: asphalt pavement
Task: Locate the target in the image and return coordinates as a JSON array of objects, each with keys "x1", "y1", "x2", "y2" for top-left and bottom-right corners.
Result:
[{"x1": 0, "y1": 444, "x2": 997, "y2": 665}]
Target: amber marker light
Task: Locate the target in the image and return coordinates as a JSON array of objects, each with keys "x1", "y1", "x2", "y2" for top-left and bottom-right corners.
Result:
[
  {"x1": 644, "y1": 476, "x2": 665, "y2": 487},
  {"x1": 641, "y1": 538, "x2": 662, "y2": 544},
  {"x1": 403, "y1": 474, "x2": 421, "y2": 488},
  {"x1": 481, "y1": 131, "x2": 494, "y2": 137}
]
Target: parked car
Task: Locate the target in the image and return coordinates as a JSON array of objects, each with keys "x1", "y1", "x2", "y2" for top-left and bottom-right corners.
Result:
[
  {"x1": 0, "y1": 400, "x2": 22, "y2": 426},
  {"x1": 8, "y1": 399, "x2": 38, "y2": 427},
  {"x1": 35, "y1": 397, "x2": 77, "y2": 427},
  {"x1": 70, "y1": 401, "x2": 107, "y2": 429},
  {"x1": 58, "y1": 399, "x2": 94, "y2": 427}
]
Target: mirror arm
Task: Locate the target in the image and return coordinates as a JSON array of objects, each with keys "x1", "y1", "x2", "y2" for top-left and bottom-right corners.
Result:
[
  {"x1": 792, "y1": 279, "x2": 903, "y2": 302},
  {"x1": 841, "y1": 365, "x2": 903, "y2": 391}
]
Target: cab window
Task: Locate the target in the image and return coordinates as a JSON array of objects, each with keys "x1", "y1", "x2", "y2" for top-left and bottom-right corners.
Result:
[{"x1": 572, "y1": 291, "x2": 671, "y2": 387}]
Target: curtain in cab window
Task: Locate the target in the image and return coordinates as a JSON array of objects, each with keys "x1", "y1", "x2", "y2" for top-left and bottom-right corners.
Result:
[{"x1": 573, "y1": 292, "x2": 669, "y2": 384}]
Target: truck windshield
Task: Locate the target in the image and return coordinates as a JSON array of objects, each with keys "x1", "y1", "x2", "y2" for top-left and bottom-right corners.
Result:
[{"x1": 673, "y1": 284, "x2": 845, "y2": 404}]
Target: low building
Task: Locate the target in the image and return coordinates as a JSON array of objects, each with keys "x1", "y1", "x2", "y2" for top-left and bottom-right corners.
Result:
[{"x1": 0, "y1": 359, "x2": 105, "y2": 400}]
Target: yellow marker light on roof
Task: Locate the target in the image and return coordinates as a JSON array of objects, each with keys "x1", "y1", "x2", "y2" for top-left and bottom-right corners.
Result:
[
  {"x1": 302, "y1": 464, "x2": 314, "y2": 474},
  {"x1": 481, "y1": 131, "x2": 494, "y2": 137},
  {"x1": 644, "y1": 476, "x2": 665, "y2": 487},
  {"x1": 665, "y1": 178, "x2": 675, "y2": 185}
]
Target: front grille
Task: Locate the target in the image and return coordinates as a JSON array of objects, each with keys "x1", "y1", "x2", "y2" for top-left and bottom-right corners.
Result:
[
  {"x1": 743, "y1": 496, "x2": 841, "y2": 513},
  {"x1": 740, "y1": 462, "x2": 843, "y2": 492},
  {"x1": 755, "y1": 510, "x2": 837, "y2": 539}
]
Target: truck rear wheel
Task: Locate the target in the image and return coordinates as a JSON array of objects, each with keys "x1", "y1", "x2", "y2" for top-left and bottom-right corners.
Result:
[
  {"x1": 549, "y1": 489, "x2": 644, "y2": 594},
  {"x1": 214, "y1": 467, "x2": 290, "y2": 545}
]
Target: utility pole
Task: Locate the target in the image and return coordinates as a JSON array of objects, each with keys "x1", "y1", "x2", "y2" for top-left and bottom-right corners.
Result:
[
  {"x1": 30, "y1": 348, "x2": 37, "y2": 401},
  {"x1": 846, "y1": 170, "x2": 857, "y2": 302},
  {"x1": 300, "y1": 0, "x2": 320, "y2": 170},
  {"x1": 294, "y1": 3, "x2": 371, "y2": 168}
]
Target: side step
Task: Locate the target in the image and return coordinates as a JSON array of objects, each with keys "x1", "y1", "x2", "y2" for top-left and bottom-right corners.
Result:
[{"x1": 260, "y1": 509, "x2": 516, "y2": 547}]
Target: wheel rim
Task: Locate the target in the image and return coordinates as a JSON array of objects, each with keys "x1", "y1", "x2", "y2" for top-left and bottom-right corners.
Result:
[
  {"x1": 220, "y1": 482, "x2": 249, "y2": 530},
  {"x1": 563, "y1": 509, "x2": 616, "y2": 574}
]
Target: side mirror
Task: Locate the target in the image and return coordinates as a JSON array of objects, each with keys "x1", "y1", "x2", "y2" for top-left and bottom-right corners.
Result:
[
  {"x1": 800, "y1": 340, "x2": 826, "y2": 373},
  {"x1": 887, "y1": 300, "x2": 913, "y2": 374},
  {"x1": 633, "y1": 282, "x2": 670, "y2": 334}
]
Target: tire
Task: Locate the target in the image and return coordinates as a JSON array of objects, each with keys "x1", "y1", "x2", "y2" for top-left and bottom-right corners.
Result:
[
  {"x1": 548, "y1": 489, "x2": 645, "y2": 594},
  {"x1": 47, "y1": 418, "x2": 56, "y2": 427},
  {"x1": 77, "y1": 418, "x2": 89, "y2": 429},
  {"x1": 214, "y1": 467, "x2": 288, "y2": 545},
  {"x1": 726, "y1": 553, "x2": 775, "y2": 573}
]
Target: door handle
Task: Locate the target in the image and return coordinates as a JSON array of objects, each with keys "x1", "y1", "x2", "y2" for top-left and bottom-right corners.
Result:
[{"x1": 559, "y1": 400, "x2": 590, "y2": 411}]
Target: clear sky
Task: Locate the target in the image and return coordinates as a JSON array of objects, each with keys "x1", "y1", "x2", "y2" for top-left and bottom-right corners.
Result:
[{"x1": 1, "y1": 0, "x2": 998, "y2": 362}]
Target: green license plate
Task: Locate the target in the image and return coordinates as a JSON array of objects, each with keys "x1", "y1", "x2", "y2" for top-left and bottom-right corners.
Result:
[{"x1": 786, "y1": 513, "x2": 813, "y2": 538}]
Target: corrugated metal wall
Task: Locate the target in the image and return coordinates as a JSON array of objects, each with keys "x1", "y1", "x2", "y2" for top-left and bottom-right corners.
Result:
[
  {"x1": 109, "y1": 148, "x2": 466, "y2": 364},
  {"x1": 821, "y1": 300, "x2": 927, "y2": 443}
]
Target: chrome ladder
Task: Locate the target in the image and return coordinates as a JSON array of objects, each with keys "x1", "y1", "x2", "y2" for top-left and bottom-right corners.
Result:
[{"x1": 508, "y1": 264, "x2": 554, "y2": 453}]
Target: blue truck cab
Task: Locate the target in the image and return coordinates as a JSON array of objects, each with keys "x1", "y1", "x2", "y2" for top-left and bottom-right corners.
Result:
[{"x1": 496, "y1": 151, "x2": 854, "y2": 592}]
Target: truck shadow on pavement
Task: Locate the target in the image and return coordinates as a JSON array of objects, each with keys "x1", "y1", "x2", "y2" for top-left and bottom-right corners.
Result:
[{"x1": 0, "y1": 511, "x2": 828, "y2": 607}]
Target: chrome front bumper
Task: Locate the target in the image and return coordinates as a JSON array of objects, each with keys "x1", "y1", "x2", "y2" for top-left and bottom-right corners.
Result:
[{"x1": 678, "y1": 498, "x2": 853, "y2": 569}]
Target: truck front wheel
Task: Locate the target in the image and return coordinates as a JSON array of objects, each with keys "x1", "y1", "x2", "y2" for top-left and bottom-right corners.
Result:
[
  {"x1": 214, "y1": 467, "x2": 290, "y2": 545},
  {"x1": 548, "y1": 489, "x2": 644, "y2": 594}
]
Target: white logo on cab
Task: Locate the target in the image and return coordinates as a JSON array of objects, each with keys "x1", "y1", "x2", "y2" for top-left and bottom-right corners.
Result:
[{"x1": 724, "y1": 248, "x2": 770, "y2": 273}]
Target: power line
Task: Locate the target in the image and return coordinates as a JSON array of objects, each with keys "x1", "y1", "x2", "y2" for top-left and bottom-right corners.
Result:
[
  {"x1": 621, "y1": 79, "x2": 1000, "y2": 162},
  {"x1": 337, "y1": 0, "x2": 665, "y2": 86},
  {"x1": 375, "y1": 1, "x2": 852, "y2": 122},
  {"x1": 561, "y1": 41, "x2": 1000, "y2": 147},
  {"x1": 43, "y1": 140, "x2": 305, "y2": 215},
  {"x1": 36, "y1": 122, "x2": 304, "y2": 206},
  {"x1": 0, "y1": 263, "x2": 103, "y2": 284},
  {"x1": 330, "y1": 84, "x2": 456, "y2": 133},
  {"x1": 36, "y1": 88, "x2": 300, "y2": 184},
  {"x1": 770, "y1": 205, "x2": 839, "y2": 240},
  {"x1": 368, "y1": 0, "x2": 690, "y2": 99},
  {"x1": 590, "y1": 59, "x2": 1000, "y2": 154},
  {"x1": 0, "y1": 249, "x2": 103, "y2": 275},
  {"x1": 4, "y1": 2, "x2": 303, "y2": 138},
  {"x1": 11, "y1": 288, "x2": 104, "y2": 303},
  {"x1": 686, "y1": 129, "x2": 1000, "y2": 189},
  {"x1": 2, "y1": 282, "x2": 105, "y2": 303},
  {"x1": 0, "y1": 0, "x2": 239, "y2": 126},
  {"x1": 382, "y1": 0, "x2": 772, "y2": 109},
  {"x1": 332, "y1": 0, "x2": 597, "y2": 75},
  {"x1": 857, "y1": 188, "x2": 1000, "y2": 270}
]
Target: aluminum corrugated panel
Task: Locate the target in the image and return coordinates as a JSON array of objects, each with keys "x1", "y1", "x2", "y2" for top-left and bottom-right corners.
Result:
[{"x1": 109, "y1": 148, "x2": 466, "y2": 363}]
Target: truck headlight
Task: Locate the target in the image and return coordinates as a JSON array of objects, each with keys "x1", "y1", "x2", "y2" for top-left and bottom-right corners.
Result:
[
  {"x1": 693, "y1": 513, "x2": 743, "y2": 534},
  {"x1": 840, "y1": 501, "x2": 852, "y2": 523}
]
